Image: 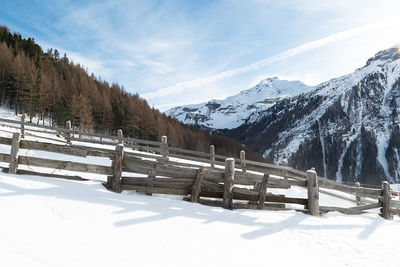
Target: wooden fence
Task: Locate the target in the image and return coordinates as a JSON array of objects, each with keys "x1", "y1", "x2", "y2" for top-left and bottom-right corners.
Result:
[{"x1": 0, "y1": 115, "x2": 398, "y2": 220}]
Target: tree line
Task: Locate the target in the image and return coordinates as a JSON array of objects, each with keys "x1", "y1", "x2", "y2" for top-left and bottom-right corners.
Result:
[{"x1": 0, "y1": 26, "x2": 265, "y2": 161}]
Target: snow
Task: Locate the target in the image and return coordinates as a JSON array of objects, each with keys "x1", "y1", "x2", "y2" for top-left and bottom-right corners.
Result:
[
  {"x1": 167, "y1": 77, "x2": 312, "y2": 129},
  {"x1": 0, "y1": 173, "x2": 399, "y2": 267},
  {"x1": 0, "y1": 107, "x2": 399, "y2": 266}
]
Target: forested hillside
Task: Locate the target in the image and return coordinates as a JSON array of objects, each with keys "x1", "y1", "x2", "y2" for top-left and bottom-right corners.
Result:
[{"x1": 0, "y1": 26, "x2": 263, "y2": 160}]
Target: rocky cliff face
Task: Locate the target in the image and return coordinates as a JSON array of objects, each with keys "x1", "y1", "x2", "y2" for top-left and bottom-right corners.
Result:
[
  {"x1": 219, "y1": 48, "x2": 400, "y2": 185},
  {"x1": 166, "y1": 77, "x2": 312, "y2": 130}
]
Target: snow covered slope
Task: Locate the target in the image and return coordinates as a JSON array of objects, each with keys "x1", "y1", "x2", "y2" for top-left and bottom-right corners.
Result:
[
  {"x1": 0, "y1": 106, "x2": 399, "y2": 266},
  {"x1": 222, "y1": 47, "x2": 400, "y2": 185},
  {"x1": 166, "y1": 77, "x2": 312, "y2": 130},
  {"x1": 1, "y1": 173, "x2": 400, "y2": 267}
]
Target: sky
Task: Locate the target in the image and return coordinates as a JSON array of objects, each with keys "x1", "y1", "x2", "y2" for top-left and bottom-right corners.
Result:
[{"x1": 1, "y1": 0, "x2": 400, "y2": 110}]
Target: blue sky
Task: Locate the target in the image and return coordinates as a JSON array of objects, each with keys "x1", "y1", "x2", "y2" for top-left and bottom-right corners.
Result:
[{"x1": 1, "y1": 0, "x2": 400, "y2": 110}]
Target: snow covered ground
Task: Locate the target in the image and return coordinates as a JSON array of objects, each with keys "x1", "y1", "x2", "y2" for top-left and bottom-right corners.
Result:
[
  {"x1": 0, "y1": 172, "x2": 399, "y2": 267},
  {"x1": 0, "y1": 107, "x2": 399, "y2": 266}
]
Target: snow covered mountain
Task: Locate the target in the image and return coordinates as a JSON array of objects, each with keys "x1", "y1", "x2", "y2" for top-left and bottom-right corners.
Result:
[
  {"x1": 166, "y1": 77, "x2": 312, "y2": 130},
  {"x1": 220, "y1": 47, "x2": 400, "y2": 185}
]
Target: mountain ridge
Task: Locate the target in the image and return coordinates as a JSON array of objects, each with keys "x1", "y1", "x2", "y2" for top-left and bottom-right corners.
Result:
[
  {"x1": 170, "y1": 47, "x2": 400, "y2": 185},
  {"x1": 166, "y1": 77, "x2": 313, "y2": 130}
]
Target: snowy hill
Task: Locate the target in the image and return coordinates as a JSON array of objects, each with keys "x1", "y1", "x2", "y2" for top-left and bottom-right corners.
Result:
[
  {"x1": 220, "y1": 47, "x2": 400, "y2": 185},
  {"x1": 166, "y1": 77, "x2": 312, "y2": 130},
  {"x1": 1, "y1": 172, "x2": 400, "y2": 267},
  {"x1": 0, "y1": 106, "x2": 399, "y2": 266}
]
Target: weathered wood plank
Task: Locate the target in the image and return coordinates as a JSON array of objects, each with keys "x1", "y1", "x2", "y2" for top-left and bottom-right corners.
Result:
[
  {"x1": 0, "y1": 136, "x2": 12, "y2": 145},
  {"x1": 240, "y1": 150, "x2": 246, "y2": 173},
  {"x1": 112, "y1": 144, "x2": 124, "y2": 192},
  {"x1": 319, "y1": 206, "x2": 367, "y2": 215},
  {"x1": 355, "y1": 182, "x2": 361, "y2": 205},
  {"x1": 347, "y1": 202, "x2": 381, "y2": 211},
  {"x1": 20, "y1": 140, "x2": 88, "y2": 157},
  {"x1": 18, "y1": 156, "x2": 112, "y2": 175},
  {"x1": 318, "y1": 188, "x2": 376, "y2": 204},
  {"x1": 65, "y1": 120, "x2": 72, "y2": 144},
  {"x1": 210, "y1": 145, "x2": 215, "y2": 168},
  {"x1": 307, "y1": 169, "x2": 319, "y2": 216},
  {"x1": 257, "y1": 174, "x2": 269, "y2": 209},
  {"x1": 146, "y1": 168, "x2": 156, "y2": 196},
  {"x1": 9, "y1": 132, "x2": 21, "y2": 174},
  {"x1": 21, "y1": 113, "x2": 26, "y2": 138},
  {"x1": 0, "y1": 152, "x2": 11, "y2": 163},
  {"x1": 121, "y1": 185, "x2": 191, "y2": 195},
  {"x1": 381, "y1": 181, "x2": 393, "y2": 220},
  {"x1": 223, "y1": 158, "x2": 235, "y2": 210},
  {"x1": 318, "y1": 178, "x2": 382, "y2": 197},
  {"x1": 16, "y1": 169, "x2": 87, "y2": 181},
  {"x1": 191, "y1": 168, "x2": 205, "y2": 202}
]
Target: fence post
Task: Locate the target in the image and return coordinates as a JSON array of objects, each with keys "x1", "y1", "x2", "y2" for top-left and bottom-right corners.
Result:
[
  {"x1": 240, "y1": 150, "x2": 246, "y2": 173},
  {"x1": 307, "y1": 168, "x2": 319, "y2": 216},
  {"x1": 112, "y1": 144, "x2": 124, "y2": 193},
  {"x1": 161, "y1": 136, "x2": 169, "y2": 162},
  {"x1": 191, "y1": 168, "x2": 205, "y2": 202},
  {"x1": 9, "y1": 132, "x2": 21, "y2": 174},
  {"x1": 355, "y1": 182, "x2": 361, "y2": 205},
  {"x1": 79, "y1": 123, "x2": 83, "y2": 139},
  {"x1": 381, "y1": 181, "x2": 393, "y2": 220},
  {"x1": 65, "y1": 120, "x2": 72, "y2": 144},
  {"x1": 117, "y1": 129, "x2": 123, "y2": 144},
  {"x1": 21, "y1": 113, "x2": 26, "y2": 138},
  {"x1": 281, "y1": 160, "x2": 288, "y2": 180},
  {"x1": 223, "y1": 158, "x2": 235, "y2": 210},
  {"x1": 210, "y1": 145, "x2": 215, "y2": 168},
  {"x1": 146, "y1": 168, "x2": 156, "y2": 196},
  {"x1": 257, "y1": 174, "x2": 269, "y2": 209}
]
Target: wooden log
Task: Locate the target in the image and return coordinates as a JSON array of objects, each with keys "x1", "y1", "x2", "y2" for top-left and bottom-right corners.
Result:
[
  {"x1": 0, "y1": 152, "x2": 11, "y2": 163},
  {"x1": 191, "y1": 168, "x2": 205, "y2": 202},
  {"x1": 319, "y1": 206, "x2": 367, "y2": 215},
  {"x1": 122, "y1": 177, "x2": 194, "y2": 187},
  {"x1": 281, "y1": 160, "x2": 288, "y2": 180},
  {"x1": 112, "y1": 144, "x2": 124, "y2": 193},
  {"x1": 9, "y1": 132, "x2": 21, "y2": 174},
  {"x1": 0, "y1": 136, "x2": 12, "y2": 145},
  {"x1": 18, "y1": 155, "x2": 113, "y2": 175},
  {"x1": 257, "y1": 174, "x2": 269, "y2": 209},
  {"x1": 381, "y1": 181, "x2": 393, "y2": 220},
  {"x1": 223, "y1": 158, "x2": 235, "y2": 210},
  {"x1": 78, "y1": 124, "x2": 83, "y2": 139},
  {"x1": 307, "y1": 168, "x2": 319, "y2": 216},
  {"x1": 20, "y1": 140, "x2": 88, "y2": 157},
  {"x1": 146, "y1": 168, "x2": 156, "y2": 196},
  {"x1": 65, "y1": 120, "x2": 72, "y2": 144},
  {"x1": 121, "y1": 185, "x2": 191, "y2": 195},
  {"x1": 319, "y1": 188, "x2": 375, "y2": 204},
  {"x1": 210, "y1": 145, "x2": 215, "y2": 168},
  {"x1": 355, "y1": 182, "x2": 361, "y2": 205},
  {"x1": 160, "y1": 136, "x2": 169, "y2": 162},
  {"x1": 347, "y1": 202, "x2": 381, "y2": 211},
  {"x1": 318, "y1": 178, "x2": 382, "y2": 198},
  {"x1": 117, "y1": 129, "x2": 123, "y2": 144},
  {"x1": 21, "y1": 113, "x2": 26, "y2": 138},
  {"x1": 240, "y1": 150, "x2": 246, "y2": 173},
  {"x1": 248, "y1": 182, "x2": 261, "y2": 205},
  {"x1": 16, "y1": 169, "x2": 87, "y2": 181}
]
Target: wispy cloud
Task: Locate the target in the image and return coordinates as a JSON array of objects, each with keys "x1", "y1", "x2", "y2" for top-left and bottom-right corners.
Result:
[{"x1": 143, "y1": 15, "x2": 400, "y2": 100}]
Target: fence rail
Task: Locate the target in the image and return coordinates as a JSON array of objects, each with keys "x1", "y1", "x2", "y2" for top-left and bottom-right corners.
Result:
[{"x1": 0, "y1": 115, "x2": 397, "y2": 220}]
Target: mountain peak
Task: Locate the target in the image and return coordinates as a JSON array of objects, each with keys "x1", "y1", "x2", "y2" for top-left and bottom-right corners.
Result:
[
  {"x1": 366, "y1": 47, "x2": 400, "y2": 66},
  {"x1": 167, "y1": 77, "x2": 312, "y2": 130}
]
